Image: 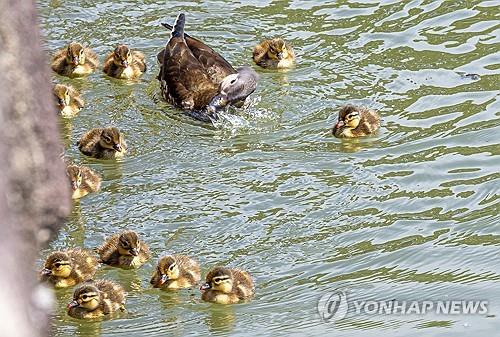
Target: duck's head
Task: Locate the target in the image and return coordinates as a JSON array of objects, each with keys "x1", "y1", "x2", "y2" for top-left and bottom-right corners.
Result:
[
  {"x1": 117, "y1": 231, "x2": 141, "y2": 257},
  {"x1": 334, "y1": 105, "x2": 361, "y2": 133},
  {"x1": 200, "y1": 267, "x2": 233, "y2": 293},
  {"x1": 267, "y1": 38, "x2": 290, "y2": 61},
  {"x1": 53, "y1": 84, "x2": 71, "y2": 109},
  {"x1": 207, "y1": 67, "x2": 259, "y2": 113},
  {"x1": 41, "y1": 252, "x2": 72, "y2": 278},
  {"x1": 99, "y1": 127, "x2": 123, "y2": 153},
  {"x1": 151, "y1": 256, "x2": 179, "y2": 286},
  {"x1": 68, "y1": 284, "x2": 101, "y2": 311},
  {"x1": 65, "y1": 42, "x2": 86, "y2": 66},
  {"x1": 66, "y1": 165, "x2": 82, "y2": 191},
  {"x1": 112, "y1": 45, "x2": 132, "y2": 68}
]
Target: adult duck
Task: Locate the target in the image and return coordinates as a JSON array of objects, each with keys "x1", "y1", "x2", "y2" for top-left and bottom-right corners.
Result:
[{"x1": 157, "y1": 13, "x2": 258, "y2": 122}]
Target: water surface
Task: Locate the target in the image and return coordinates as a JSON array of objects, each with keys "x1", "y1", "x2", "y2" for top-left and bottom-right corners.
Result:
[{"x1": 37, "y1": 0, "x2": 500, "y2": 336}]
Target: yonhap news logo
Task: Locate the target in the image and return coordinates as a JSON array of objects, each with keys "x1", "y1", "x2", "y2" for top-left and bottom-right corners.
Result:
[{"x1": 317, "y1": 291, "x2": 488, "y2": 322}]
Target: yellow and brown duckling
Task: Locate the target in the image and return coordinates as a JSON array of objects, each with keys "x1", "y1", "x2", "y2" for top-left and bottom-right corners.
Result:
[
  {"x1": 103, "y1": 44, "x2": 146, "y2": 79},
  {"x1": 77, "y1": 127, "x2": 127, "y2": 160},
  {"x1": 253, "y1": 38, "x2": 295, "y2": 69},
  {"x1": 40, "y1": 248, "x2": 98, "y2": 288},
  {"x1": 51, "y1": 42, "x2": 99, "y2": 77},
  {"x1": 200, "y1": 267, "x2": 255, "y2": 304},
  {"x1": 67, "y1": 279, "x2": 126, "y2": 319},
  {"x1": 150, "y1": 255, "x2": 200, "y2": 290},
  {"x1": 66, "y1": 164, "x2": 101, "y2": 199},
  {"x1": 332, "y1": 104, "x2": 380, "y2": 138},
  {"x1": 53, "y1": 84, "x2": 84, "y2": 117},
  {"x1": 98, "y1": 230, "x2": 150, "y2": 269}
]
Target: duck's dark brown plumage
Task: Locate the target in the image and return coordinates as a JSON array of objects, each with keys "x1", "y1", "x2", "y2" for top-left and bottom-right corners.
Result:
[
  {"x1": 157, "y1": 13, "x2": 259, "y2": 122},
  {"x1": 157, "y1": 24, "x2": 234, "y2": 85}
]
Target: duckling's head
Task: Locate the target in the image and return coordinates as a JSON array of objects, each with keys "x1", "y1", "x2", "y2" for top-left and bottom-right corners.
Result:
[
  {"x1": 53, "y1": 84, "x2": 71, "y2": 109},
  {"x1": 112, "y1": 45, "x2": 132, "y2": 68},
  {"x1": 117, "y1": 231, "x2": 141, "y2": 257},
  {"x1": 267, "y1": 38, "x2": 290, "y2": 61},
  {"x1": 68, "y1": 284, "x2": 101, "y2": 311},
  {"x1": 99, "y1": 127, "x2": 123, "y2": 152},
  {"x1": 207, "y1": 66, "x2": 259, "y2": 113},
  {"x1": 200, "y1": 267, "x2": 233, "y2": 293},
  {"x1": 41, "y1": 252, "x2": 72, "y2": 278},
  {"x1": 65, "y1": 42, "x2": 86, "y2": 66},
  {"x1": 152, "y1": 256, "x2": 179, "y2": 286},
  {"x1": 334, "y1": 105, "x2": 361, "y2": 132},
  {"x1": 66, "y1": 165, "x2": 82, "y2": 191}
]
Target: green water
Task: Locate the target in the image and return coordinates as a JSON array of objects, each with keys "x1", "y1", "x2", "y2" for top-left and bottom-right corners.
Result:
[{"x1": 37, "y1": 0, "x2": 499, "y2": 336}]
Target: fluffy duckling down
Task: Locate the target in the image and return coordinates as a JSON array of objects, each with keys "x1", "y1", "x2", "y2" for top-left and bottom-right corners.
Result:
[
  {"x1": 77, "y1": 127, "x2": 127, "y2": 160},
  {"x1": 150, "y1": 255, "x2": 201, "y2": 290},
  {"x1": 66, "y1": 164, "x2": 101, "y2": 199},
  {"x1": 53, "y1": 84, "x2": 84, "y2": 117},
  {"x1": 98, "y1": 230, "x2": 150, "y2": 269},
  {"x1": 67, "y1": 279, "x2": 126, "y2": 319},
  {"x1": 51, "y1": 42, "x2": 98, "y2": 77},
  {"x1": 103, "y1": 44, "x2": 146, "y2": 79},
  {"x1": 40, "y1": 248, "x2": 98, "y2": 288},
  {"x1": 253, "y1": 38, "x2": 295, "y2": 69},
  {"x1": 200, "y1": 266, "x2": 255, "y2": 304},
  {"x1": 332, "y1": 104, "x2": 380, "y2": 138}
]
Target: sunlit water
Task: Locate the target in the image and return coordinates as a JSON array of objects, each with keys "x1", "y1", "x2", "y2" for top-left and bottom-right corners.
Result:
[{"x1": 36, "y1": 1, "x2": 499, "y2": 336}]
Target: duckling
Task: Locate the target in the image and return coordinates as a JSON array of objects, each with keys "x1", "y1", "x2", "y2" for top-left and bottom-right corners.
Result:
[
  {"x1": 253, "y1": 38, "x2": 295, "y2": 69},
  {"x1": 53, "y1": 84, "x2": 84, "y2": 117},
  {"x1": 103, "y1": 44, "x2": 146, "y2": 79},
  {"x1": 66, "y1": 164, "x2": 101, "y2": 199},
  {"x1": 67, "y1": 279, "x2": 126, "y2": 319},
  {"x1": 40, "y1": 248, "x2": 98, "y2": 288},
  {"x1": 200, "y1": 266, "x2": 255, "y2": 304},
  {"x1": 150, "y1": 255, "x2": 200, "y2": 289},
  {"x1": 98, "y1": 230, "x2": 150, "y2": 269},
  {"x1": 332, "y1": 104, "x2": 380, "y2": 138},
  {"x1": 158, "y1": 14, "x2": 258, "y2": 122},
  {"x1": 77, "y1": 127, "x2": 127, "y2": 160},
  {"x1": 51, "y1": 42, "x2": 99, "y2": 77}
]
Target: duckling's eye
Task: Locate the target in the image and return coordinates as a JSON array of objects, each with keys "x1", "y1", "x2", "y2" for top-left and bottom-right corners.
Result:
[
  {"x1": 65, "y1": 90, "x2": 69, "y2": 97},
  {"x1": 168, "y1": 264, "x2": 175, "y2": 271},
  {"x1": 120, "y1": 240, "x2": 129, "y2": 247},
  {"x1": 82, "y1": 295, "x2": 88, "y2": 300},
  {"x1": 79, "y1": 50, "x2": 84, "y2": 56},
  {"x1": 127, "y1": 51, "x2": 131, "y2": 57},
  {"x1": 54, "y1": 263, "x2": 61, "y2": 268},
  {"x1": 103, "y1": 136, "x2": 112, "y2": 143}
]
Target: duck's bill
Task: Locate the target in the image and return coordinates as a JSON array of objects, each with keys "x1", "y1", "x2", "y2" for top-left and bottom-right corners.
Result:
[
  {"x1": 159, "y1": 274, "x2": 169, "y2": 285},
  {"x1": 206, "y1": 94, "x2": 229, "y2": 114},
  {"x1": 113, "y1": 144, "x2": 122, "y2": 152},
  {"x1": 41, "y1": 268, "x2": 52, "y2": 276},
  {"x1": 67, "y1": 300, "x2": 79, "y2": 310},
  {"x1": 200, "y1": 283, "x2": 211, "y2": 291}
]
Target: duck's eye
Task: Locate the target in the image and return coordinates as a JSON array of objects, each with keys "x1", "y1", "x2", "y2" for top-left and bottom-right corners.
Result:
[
  {"x1": 168, "y1": 264, "x2": 175, "y2": 271},
  {"x1": 127, "y1": 51, "x2": 131, "y2": 57},
  {"x1": 79, "y1": 50, "x2": 84, "y2": 56},
  {"x1": 82, "y1": 295, "x2": 88, "y2": 300},
  {"x1": 103, "y1": 136, "x2": 112, "y2": 143},
  {"x1": 54, "y1": 263, "x2": 61, "y2": 268},
  {"x1": 120, "y1": 240, "x2": 129, "y2": 247},
  {"x1": 230, "y1": 79, "x2": 236, "y2": 84},
  {"x1": 65, "y1": 90, "x2": 69, "y2": 97}
]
